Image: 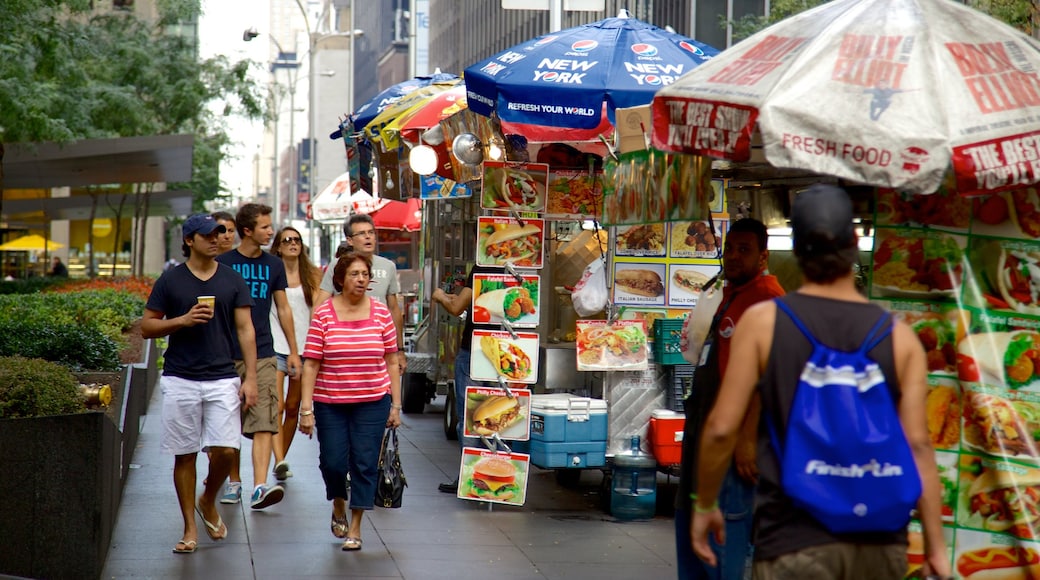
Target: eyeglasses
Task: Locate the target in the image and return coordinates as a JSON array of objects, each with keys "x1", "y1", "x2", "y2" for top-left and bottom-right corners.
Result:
[
  {"x1": 349, "y1": 229, "x2": 376, "y2": 238},
  {"x1": 281, "y1": 236, "x2": 302, "y2": 245},
  {"x1": 346, "y1": 270, "x2": 371, "y2": 279}
]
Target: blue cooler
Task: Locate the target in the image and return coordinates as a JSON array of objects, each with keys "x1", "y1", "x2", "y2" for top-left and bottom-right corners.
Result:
[{"x1": 527, "y1": 394, "x2": 608, "y2": 469}]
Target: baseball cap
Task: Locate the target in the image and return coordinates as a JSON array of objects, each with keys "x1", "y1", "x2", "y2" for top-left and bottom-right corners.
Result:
[
  {"x1": 183, "y1": 214, "x2": 227, "y2": 237},
  {"x1": 791, "y1": 184, "x2": 856, "y2": 256}
]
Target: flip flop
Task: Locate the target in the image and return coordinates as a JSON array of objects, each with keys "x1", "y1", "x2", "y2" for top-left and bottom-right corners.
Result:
[
  {"x1": 341, "y1": 537, "x2": 362, "y2": 551},
  {"x1": 172, "y1": 540, "x2": 197, "y2": 554},
  {"x1": 330, "y1": 513, "x2": 349, "y2": 539},
  {"x1": 195, "y1": 505, "x2": 227, "y2": 541}
]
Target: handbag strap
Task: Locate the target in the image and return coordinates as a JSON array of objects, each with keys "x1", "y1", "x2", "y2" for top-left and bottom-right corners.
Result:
[{"x1": 378, "y1": 428, "x2": 394, "y2": 468}]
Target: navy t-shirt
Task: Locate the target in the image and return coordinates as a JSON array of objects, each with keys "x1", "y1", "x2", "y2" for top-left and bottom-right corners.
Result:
[
  {"x1": 145, "y1": 263, "x2": 253, "y2": 381},
  {"x1": 217, "y1": 249, "x2": 288, "y2": 359}
]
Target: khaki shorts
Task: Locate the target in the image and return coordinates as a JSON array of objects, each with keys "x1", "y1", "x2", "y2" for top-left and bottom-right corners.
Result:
[
  {"x1": 753, "y1": 542, "x2": 906, "y2": 580},
  {"x1": 235, "y1": 357, "x2": 279, "y2": 437}
]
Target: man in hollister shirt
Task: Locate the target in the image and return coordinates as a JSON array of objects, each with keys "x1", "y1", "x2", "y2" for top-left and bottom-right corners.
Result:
[{"x1": 216, "y1": 203, "x2": 302, "y2": 510}]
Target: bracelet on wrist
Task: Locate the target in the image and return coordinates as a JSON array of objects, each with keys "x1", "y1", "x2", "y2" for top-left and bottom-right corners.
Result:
[
  {"x1": 300, "y1": 410, "x2": 314, "y2": 417},
  {"x1": 694, "y1": 503, "x2": 719, "y2": 515},
  {"x1": 391, "y1": 403, "x2": 403, "y2": 410}
]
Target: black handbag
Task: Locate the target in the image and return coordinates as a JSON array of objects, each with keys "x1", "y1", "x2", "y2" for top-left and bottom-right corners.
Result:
[{"x1": 375, "y1": 427, "x2": 406, "y2": 508}]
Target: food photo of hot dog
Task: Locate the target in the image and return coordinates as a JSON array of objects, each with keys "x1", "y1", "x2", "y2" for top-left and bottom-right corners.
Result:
[{"x1": 956, "y1": 545, "x2": 1040, "y2": 580}]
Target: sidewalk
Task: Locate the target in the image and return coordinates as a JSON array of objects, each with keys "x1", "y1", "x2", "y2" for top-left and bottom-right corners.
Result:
[{"x1": 101, "y1": 387, "x2": 678, "y2": 579}]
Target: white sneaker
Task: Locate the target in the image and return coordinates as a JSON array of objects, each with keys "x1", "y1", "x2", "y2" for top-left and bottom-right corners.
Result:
[
  {"x1": 274, "y1": 460, "x2": 292, "y2": 481},
  {"x1": 219, "y1": 481, "x2": 242, "y2": 504}
]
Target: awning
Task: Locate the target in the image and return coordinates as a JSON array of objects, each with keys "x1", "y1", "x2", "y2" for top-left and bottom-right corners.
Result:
[
  {"x1": 1, "y1": 134, "x2": 194, "y2": 189},
  {"x1": 1, "y1": 189, "x2": 194, "y2": 223}
]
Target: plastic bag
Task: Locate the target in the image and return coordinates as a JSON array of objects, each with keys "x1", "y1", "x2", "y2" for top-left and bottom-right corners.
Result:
[
  {"x1": 572, "y1": 258, "x2": 608, "y2": 317},
  {"x1": 680, "y1": 276, "x2": 724, "y2": 365}
]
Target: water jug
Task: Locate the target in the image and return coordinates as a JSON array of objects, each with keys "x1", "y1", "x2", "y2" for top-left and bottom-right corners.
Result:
[{"x1": 611, "y1": 435, "x2": 657, "y2": 521}]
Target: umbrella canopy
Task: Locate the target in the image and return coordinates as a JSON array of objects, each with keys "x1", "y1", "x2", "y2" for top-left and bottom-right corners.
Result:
[
  {"x1": 651, "y1": 0, "x2": 1040, "y2": 196},
  {"x1": 369, "y1": 83, "x2": 466, "y2": 148},
  {"x1": 311, "y1": 171, "x2": 388, "y2": 222},
  {"x1": 351, "y1": 72, "x2": 460, "y2": 135},
  {"x1": 388, "y1": 85, "x2": 469, "y2": 146},
  {"x1": 464, "y1": 11, "x2": 719, "y2": 129},
  {"x1": 365, "y1": 198, "x2": 422, "y2": 232},
  {"x1": 0, "y1": 234, "x2": 64, "y2": 252}
]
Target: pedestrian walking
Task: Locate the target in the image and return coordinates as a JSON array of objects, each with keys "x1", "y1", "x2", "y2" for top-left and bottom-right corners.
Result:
[
  {"x1": 141, "y1": 213, "x2": 258, "y2": 554},
  {"x1": 216, "y1": 203, "x2": 301, "y2": 509},
  {"x1": 299, "y1": 250, "x2": 403, "y2": 551},
  {"x1": 690, "y1": 184, "x2": 951, "y2": 579}
]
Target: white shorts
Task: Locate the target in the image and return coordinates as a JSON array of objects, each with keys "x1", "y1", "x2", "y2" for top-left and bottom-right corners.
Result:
[{"x1": 160, "y1": 375, "x2": 242, "y2": 455}]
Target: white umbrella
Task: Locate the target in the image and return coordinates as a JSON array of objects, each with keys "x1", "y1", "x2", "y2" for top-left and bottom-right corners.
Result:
[
  {"x1": 311, "y1": 172, "x2": 389, "y2": 222},
  {"x1": 651, "y1": 0, "x2": 1040, "y2": 195}
]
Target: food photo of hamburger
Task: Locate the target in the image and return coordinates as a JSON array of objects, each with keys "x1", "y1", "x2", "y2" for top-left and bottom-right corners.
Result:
[
  {"x1": 458, "y1": 452, "x2": 528, "y2": 505},
  {"x1": 476, "y1": 217, "x2": 544, "y2": 268},
  {"x1": 956, "y1": 545, "x2": 1040, "y2": 580},
  {"x1": 465, "y1": 390, "x2": 529, "y2": 439}
]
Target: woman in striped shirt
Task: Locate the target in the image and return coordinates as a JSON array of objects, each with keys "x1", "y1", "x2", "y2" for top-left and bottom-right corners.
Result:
[{"x1": 299, "y1": 251, "x2": 403, "y2": 551}]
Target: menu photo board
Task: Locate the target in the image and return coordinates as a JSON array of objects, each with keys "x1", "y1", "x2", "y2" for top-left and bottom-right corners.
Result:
[
  {"x1": 481, "y1": 160, "x2": 549, "y2": 213},
  {"x1": 669, "y1": 219, "x2": 727, "y2": 259},
  {"x1": 575, "y1": 320, "x2": 649, "y2": 371},
  {"x1": 419, "y1": 173, "x2": 472, "y2": 199},
  {"x1": 457, "y1": 448, "x2": 530, "y2": 506},
  {"x1": 470, "y1": 329, "x2": 540, "y2": 384},
  {"x1": 471, "y1": 273, "x2": 540, "y2": 327},
  {"x1": 613, "y1": 262, "x2": 666, "y2": 306},
  {"x1": 476, "y1": 216, "x2": 545, "y2": 269},
  {"x1": 545, "y1": 169, "x2": 604, "y2": 219},
  {"x1": 463, "y1": 386, "x2": 531, "y2": 441},
  {"x1": 668, "y1": 264, "x2": 721, "y2": 308}
]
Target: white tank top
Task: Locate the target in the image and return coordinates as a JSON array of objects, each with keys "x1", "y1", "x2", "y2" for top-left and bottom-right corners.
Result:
[{"x1": 270, "y1": 285, "x2": 311, "y2": 356}]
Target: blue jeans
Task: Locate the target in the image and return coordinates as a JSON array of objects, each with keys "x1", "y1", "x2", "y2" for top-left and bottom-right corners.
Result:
[
  {"x1": 313, "y1": 395, "x2": 390, "y2": 510},
  {"x1": 674, "y1": 467, "x2": 755, "y2": 580},
  {"x1": 454, "y1": 348, "x2": 485, "y2": 450}
]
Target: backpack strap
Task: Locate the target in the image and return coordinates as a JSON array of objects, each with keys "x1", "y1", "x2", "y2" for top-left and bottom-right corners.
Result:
[
  {"x1": 773, "y1": 298, "x2": 819, "y2": 349},
  {"x1": 857, "y1": 313, "x2": 892, "y2": 355}
]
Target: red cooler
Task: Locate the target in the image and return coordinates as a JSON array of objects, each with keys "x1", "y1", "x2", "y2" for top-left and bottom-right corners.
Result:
[{"x1": 648, "y1": 409, "x2": 684, "y2": 466}]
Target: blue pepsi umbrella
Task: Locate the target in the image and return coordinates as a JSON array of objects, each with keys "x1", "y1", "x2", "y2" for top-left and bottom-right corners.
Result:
[
  {"x1": 350, "y1": 71, "x2": 460, "y2": 134},
  {"x1": 464, "y1": 12, "x2": 719, "y2": 129}
]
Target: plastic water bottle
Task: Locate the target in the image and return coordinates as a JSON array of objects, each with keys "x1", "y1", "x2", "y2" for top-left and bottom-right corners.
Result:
[{"x1": 611, "y1": 435, "x2": 657, "y2": 521}]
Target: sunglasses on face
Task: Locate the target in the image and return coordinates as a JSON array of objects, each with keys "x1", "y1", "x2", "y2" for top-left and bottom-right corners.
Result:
[{"x1": 281, "y1": 236, "x2": 302, "y2": 245}]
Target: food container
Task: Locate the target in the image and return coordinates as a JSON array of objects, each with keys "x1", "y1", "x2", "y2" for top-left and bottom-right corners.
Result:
[
  {"x1": 527, "y1": 394, "x2": 608, "y2": 469},
  {"x1": 648, "y1": 409, "x2": 685, "y2": 466}
]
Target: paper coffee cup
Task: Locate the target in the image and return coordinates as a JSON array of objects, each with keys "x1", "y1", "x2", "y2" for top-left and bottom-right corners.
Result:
[{"x1": 197, "y1": 295, "x2": 215, "y2": 308}]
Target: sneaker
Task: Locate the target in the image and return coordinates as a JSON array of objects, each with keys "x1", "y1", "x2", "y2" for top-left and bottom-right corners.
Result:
[
  {"x1": 250, "y1": 483, "x2": 285, "y2": 510},
  {"x1": 273, "y1": 461, "x2": 292, "y2": 481},
  {"x1": 219, "y1": 482, "x2": 242, "y2": 504}
]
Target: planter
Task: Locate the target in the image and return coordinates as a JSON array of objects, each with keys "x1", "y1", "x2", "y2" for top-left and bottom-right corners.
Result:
[
  {"x1": 0, "y1": 338, "x2": 158, "y2": 579},
  {"x1": 0, "y1": 411, "x2": 121, "y2": 579}
]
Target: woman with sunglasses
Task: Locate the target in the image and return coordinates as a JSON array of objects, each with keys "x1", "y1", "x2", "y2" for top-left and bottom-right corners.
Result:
[{"x1": 268, "y1": 226, "x2": 321, "y2": 481}]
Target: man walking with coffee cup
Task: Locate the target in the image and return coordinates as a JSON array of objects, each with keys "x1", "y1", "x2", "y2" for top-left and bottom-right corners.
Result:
[{"x1": 142, "y1": 213, "x2": 258, "y2": 554}]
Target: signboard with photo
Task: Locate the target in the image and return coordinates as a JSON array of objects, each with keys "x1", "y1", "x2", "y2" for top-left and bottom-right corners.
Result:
[
  {"x1": 575, "y1": 320, "x2": 649, "y2": 371},
  {"x1": 471, "y1": 273, "x2": 540, "y2": 327},
  {"x1": 480, "y1": 161, "x2": 549, "y2": 213},
  {"x1": 476, "y1": 216, "x2": 545, "y2": 269},
  {"x1": 668, "y1": 264, "x2": 721, "y2": 307},
  {"x1": 470, "y1": 329, "x2": 540, "y2": 384},
  {"x1": 613, "y1": 262, "x2": 666, "y2": 306},
  {"x1": 457, "y1": 449, "x2": 530, "y2": 506},
  {"x1": 419, "y1": 173, "x2": 472, "y2": 199},
  {"x1": 463, "y1": 386, "x2": 531, "y2": 441}
]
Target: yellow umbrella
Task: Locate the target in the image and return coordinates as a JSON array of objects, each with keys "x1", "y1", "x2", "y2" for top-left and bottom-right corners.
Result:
[
  {"x1": 379, "y1": 85, "x2": 468, "y2": 150},
  {"x1": 0, "y1": 234, "x2": 65, "y2": 252},
  {"x1": 362, "y1": 78, "x2": 462, "y2": 144}
]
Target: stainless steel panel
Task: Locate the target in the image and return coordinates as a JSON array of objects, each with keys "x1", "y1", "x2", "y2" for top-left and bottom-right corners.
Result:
[{"x1": 605, "y1": 363, "x2": 668, "y2": 456}]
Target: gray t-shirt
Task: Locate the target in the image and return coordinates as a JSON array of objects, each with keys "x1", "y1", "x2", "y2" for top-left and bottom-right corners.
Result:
[{"x1": 320, "y1": 253, "x2": 400, "y2": 305}]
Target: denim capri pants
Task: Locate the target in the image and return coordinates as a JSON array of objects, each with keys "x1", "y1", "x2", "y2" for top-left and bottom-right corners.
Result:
[{"x1": 313, "y1": 395, "x2": 391, "y2": 509}]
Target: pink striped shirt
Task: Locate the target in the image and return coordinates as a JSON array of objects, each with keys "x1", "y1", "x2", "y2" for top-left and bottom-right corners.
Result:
[{"x1": 304, "y1": 297, "x2": 398, "y2": 404}]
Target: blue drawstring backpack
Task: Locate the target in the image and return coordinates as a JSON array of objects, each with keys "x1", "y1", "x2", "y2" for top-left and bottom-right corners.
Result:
[{"x1": 769, "y1": 299, "x2": 921, "y2": 534}]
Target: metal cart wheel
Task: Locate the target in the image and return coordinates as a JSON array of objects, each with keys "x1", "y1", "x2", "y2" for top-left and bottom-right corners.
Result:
[{"x1": 443, "y1": 383, "x2": 458, "y2": 440}]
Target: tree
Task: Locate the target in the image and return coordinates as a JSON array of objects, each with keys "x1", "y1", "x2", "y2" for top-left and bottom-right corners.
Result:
[{"x1": 0, "y1": 0, "x2": 266, "y2": 276}]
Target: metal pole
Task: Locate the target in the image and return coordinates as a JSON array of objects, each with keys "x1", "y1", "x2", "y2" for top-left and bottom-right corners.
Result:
[
  {"x1": 287, "y1": 71, "x2": 297, "y2": 225},
  {"x1": 272, "y1": 88, "x2": 280, "y2": 225},
  {"x1": 550, "y1": 0, "x2": 562, "y2": 32}
]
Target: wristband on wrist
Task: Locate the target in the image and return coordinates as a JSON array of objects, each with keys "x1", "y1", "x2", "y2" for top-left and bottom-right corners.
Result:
[
  {"x1": 391, "y1": 403, "x2": 403, "y2": 410},
  {"x1": 300, "y1": 410, "x2": 314, "y2": 417},
  {"x1": 693, "y1": 497, "x2": 719, "y2": 513}
]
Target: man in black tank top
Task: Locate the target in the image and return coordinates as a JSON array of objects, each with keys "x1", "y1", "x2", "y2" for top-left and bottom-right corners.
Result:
[{"x1": 687, "y1": 185, "x2": 951, "y2": 580}]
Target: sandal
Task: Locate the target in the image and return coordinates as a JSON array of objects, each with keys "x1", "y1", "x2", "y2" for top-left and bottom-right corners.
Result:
[
  {"x1": 341, "y1": 537, "x2": 362, "y2": 551},
  {"x1": 330, "y1": 513, "x2": 349, "y2": 539},
  {"x1": 172, "y1": 540, "x2": 197, "y2": 554},
  {"x1": 195, "y1": 505, "x2": 227, "y2": 541}
]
